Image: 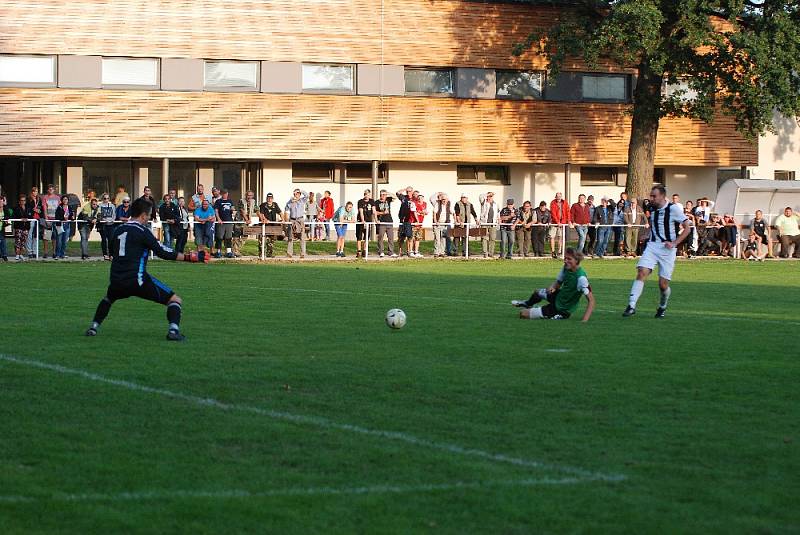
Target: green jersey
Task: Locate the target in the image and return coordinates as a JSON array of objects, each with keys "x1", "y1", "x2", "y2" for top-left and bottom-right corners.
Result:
[{"x1": 554, "y1": 266, "x2": 591, "y2": 314}]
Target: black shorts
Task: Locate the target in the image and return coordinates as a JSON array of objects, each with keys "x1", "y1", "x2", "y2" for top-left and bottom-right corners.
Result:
[
  {"x1": 399, "y1": 222, "x2": 413, "y2": 239},
  {"x1": 216, "y1": 222, "x2": 233, "y2": 240},
  {"x1": 356, "y1": 223, "x2": 367, "y2": 240},
  {"x1": 541, "y1": 292, "x2": 571, "y2": 319},
  {"x1": 106, "y1": 273, "x2": 175, "y2": 306}
]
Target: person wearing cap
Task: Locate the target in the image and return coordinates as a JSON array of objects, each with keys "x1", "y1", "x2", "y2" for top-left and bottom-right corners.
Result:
[
  {"x1": 97, "y1": 193, "x2": 117, "y2": 260},
  {"x1": 374, "y1": 189, "x2": 396, "y2": 258},
  {"x1": 213, "y1": 189, "x2": 236, "y2": 258},
  {"x1": 479, "y1": 192, "x2": 500, "y2": 258},
  {"x1": 499, "y1": 198, "x2": 518, "y2": 259},
  {"x1": 453, "y1": 193, "x2": 478, "y2": 256},
  {"x1": 532, "y1": 201, "x2": 551, "y2": 257},
  {"x1": 516, "y1": 201, "x2": 534, "y2": 257},
  {"x1": 284, "y1": 188, "x2": 308, "y2": 259},
  {"x1": 258, "y1": 193, "x2": 282, "y2": 257},
  {"x1": 115, "y1": 196, "x2": 132, "y2": 222}
]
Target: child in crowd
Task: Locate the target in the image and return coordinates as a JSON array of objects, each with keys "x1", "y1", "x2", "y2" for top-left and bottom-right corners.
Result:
[{"x1": 333, "y1": 201, "x2": 356, "y2": 258}]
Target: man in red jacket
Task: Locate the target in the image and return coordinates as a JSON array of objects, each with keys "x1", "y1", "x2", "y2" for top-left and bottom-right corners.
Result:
[
  {"x1": 570, "y1": 194, "x2": 591, "y2": 254},
  {"x1": 319, "y1": 190, "x2": 335, "y2": 241},
  {"x1": 549, "y1": 192, "x2": 571, "y2": 258}
]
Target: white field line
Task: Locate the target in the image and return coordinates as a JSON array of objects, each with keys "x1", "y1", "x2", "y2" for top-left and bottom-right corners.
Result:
[
  {"x1": 0, "y1": 354, "x2": 625, "y2": 483},
  {"x1": 0, "y1": 476, "x2": 592, "y2": 504}
]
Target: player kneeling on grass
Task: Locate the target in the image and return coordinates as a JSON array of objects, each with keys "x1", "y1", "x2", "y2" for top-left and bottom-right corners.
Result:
[
  {"x1": 511, "y1": 247, "x2": 595, "y2": 322},
  {"x1": 85, "y1": 197, "x2": 207, "y2": 341}
]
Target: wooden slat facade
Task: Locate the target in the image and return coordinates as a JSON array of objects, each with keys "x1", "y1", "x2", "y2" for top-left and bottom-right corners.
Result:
[
  {"x1": 0, "y1": 0, "x2": 757, "y2": 166},
  {"x1": 0, "y1": 89, "x2": 756, "y2": 165}
]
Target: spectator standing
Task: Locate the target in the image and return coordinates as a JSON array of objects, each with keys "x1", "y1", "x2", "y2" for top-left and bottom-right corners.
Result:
[
  {"x1": 532, "y1": 201, "x2": 551, "y2": 257},
  {"x1": 116, "y1": 197, "x2": 132, "y2": 222},
  {"x1": 374, "y1": 190, "x2": 396, "y2": 258},
  {"x1": 774, "y1": 206, "x2": 800, "y2": 258},
  {"x1": 11, "y1": 194, "x2": 31, "y2": 260},
  {"x1": 159, "y1": 193, "x2": 178, "y2": 249},
  {"x1": 333, "y1": 201, "x2": 356, "y2": 257},
  {"x1": 750, "y1": 209, "x2": 771, "y2": 258},
  {"x1": 453, "y1": 193, "x2": 478, "y2": 257},
  {"x1": 624, "y1": 198, "x2": 647, "y2": 258},
  {"x1": 193, "y1": 198, "x2": 216, "y2": 254},
  {"x1": 284, "y1": 189, "x2": 307, "y2": 259},
  {"x1": 211, "y1": 186, "x2": 221, "y2": 206},
  {"x1": 396, "y1": 187, "x2": 416, "y2": 257},
  {"x1": 25, "y1": 186, "x2": 43, "y2": 258},
  {"x1": 258, "y1": 193, "x2": 282, "y2": 257},
  {"x1": 612, "y1": 199, "x2": 626, "y2": 256},
  {"x1": 593, "y1": 197, "x2": 614, "y2": 258},
  {"x1": 549, "y1": 192, "x2": 571, "y2": 258},
  {"x1": 570, "y1": 194, "x2": 591, "y2": 253},
  {"x1": 78, "y1": 197, "x2": 100, "y2": 260},
  {"x1": 319, "y1": 190, "x2": 335, "y2": 241},
  {"x1": 41, "y1": 184, "x2": 61, "y2": 259},
  {"x1": 585, "y1": 195, "x2": 597, "y2": 255},
  {"x1": 174, "y1": 197, "x2": 190, "y2": 254},
  {"x1": 140, "y1": 186, "x2": 158, "y2": 223},
  {"x1": 113, "y1": 185, "x2": 128, "y2": 206},
  {"x1": 98, "y1": 194, "x2": 116, "y2": 260},
  {"x1": 306, "y1": 191, "x2": 322, "y2": 241},
  {"x1": 214, "y1": 189, "x2": 236, "y2": 258},
  {"x1": 411, "y1": 192, "x2": 428, "y2": 257},
  {"x1": 356, "y1": 189, "x2": 375, "y2": 258},
  {"x1": 54, "y1": 195, "x2": 74, "y2": 259},
  {"x1": 516, "y1": 201, "x2": 534, "y2": 257},
  {"x1": 190, "y1": 184, "x2": 212, "y2": 211},
  {"x1": 236, "y1": 190, "x2": 258, "y2": 257},
  {"x1": 479, "y1": 192, "x2": 500, "y2": 258},
  {"x1": 499, "y1": 198, "x2": 518, "y2": 259},
  {"x1": 620, "y1": 191, "x2": 631, "y2": 210},
  {"x1": 0, "y1": 196, "x2": 11, "y2": 261},
  {"x1": 432, "y1": 192, "x2": 454, "y2": 258}
]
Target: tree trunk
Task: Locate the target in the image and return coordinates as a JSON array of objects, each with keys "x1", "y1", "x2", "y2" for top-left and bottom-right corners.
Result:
[{"x1": 626, "y1": 70, "x2": 664, "y2": 201}]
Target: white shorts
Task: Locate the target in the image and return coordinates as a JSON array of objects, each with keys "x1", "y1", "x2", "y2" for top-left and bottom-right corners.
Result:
[{"x1": 637, "y1": 241, "x2": 677, "y2": 280}]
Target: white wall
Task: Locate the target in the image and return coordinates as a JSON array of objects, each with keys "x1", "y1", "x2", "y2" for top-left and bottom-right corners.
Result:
[
  {"x1": 664, "y1": 167, "x2": 718, "y2": 202},
  {"x1": 748, "y1": 112, "x2": 800, "y2": 180}
]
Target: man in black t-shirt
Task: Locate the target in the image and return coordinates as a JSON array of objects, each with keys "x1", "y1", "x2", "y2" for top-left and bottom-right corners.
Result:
[
  {"x1": 356, "y1": 189, "x2": 375, "y2": 258},
  {"x1": 258, "y1": 193, "x2": 283, "y2": 257},
  {"x1": 750, "y1": 209, "x2": 771, "y2": 258},
  {"x1": 85, "y1": 197, "x2": 207, "y2": 341},
  {"x1": 214, "y1": 189, "x2": 236, "y2": 258},
  {"x1": 374, "y1": 190, "x2": 395, "y2": 257}
]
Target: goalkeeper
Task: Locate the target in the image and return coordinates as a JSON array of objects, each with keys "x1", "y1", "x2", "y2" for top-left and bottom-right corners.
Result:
[
  {"x1": 511, "y1": 247, "x2": 595, "y2": 322},
  {"x1": 85, "y1": 197, "x2": 207, "y2": 341}
]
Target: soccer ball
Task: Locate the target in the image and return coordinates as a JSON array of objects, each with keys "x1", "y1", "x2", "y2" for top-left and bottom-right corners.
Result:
[{"x1": 385, "y1": 308, "x2": 407, "y2": 330}]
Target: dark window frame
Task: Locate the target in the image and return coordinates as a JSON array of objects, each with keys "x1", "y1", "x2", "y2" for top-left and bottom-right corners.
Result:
[
  {"x1": 456, "y1": 165, "x2": 510, "y2": 186},
  {"x1": 291, "y1": 162, "x2": 338, "y2": 183},
  {"x1": 580, "y1": 166, "x2": 619, "y2": 186},
  {"x1": 343, "y1": 163, "x2": 389, "y2": 184}
]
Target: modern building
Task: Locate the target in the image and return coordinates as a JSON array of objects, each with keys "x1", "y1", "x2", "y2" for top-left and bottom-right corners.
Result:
[{"x1": 0, "y1": 0, "x2": 775, "y2": 210}]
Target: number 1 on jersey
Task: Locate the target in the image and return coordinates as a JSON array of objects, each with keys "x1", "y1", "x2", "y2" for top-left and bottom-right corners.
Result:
[{"x1": 118, "y1": 232, "x2": 128, "y2": 257}]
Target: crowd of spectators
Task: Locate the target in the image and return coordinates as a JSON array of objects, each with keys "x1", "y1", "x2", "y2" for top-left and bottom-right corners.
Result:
[{"x1": 2, "y1": 184, "x2": 799, "y2": 261}]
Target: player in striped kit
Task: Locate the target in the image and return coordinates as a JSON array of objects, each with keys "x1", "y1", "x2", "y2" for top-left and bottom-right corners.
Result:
[{"x1": 623, "y1": 185, "x2": 691, "y2": 319}]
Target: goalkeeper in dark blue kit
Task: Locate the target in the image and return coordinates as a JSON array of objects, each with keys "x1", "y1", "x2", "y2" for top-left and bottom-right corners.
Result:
[{"x1": 85, "y1": 197, "x2": 207, "y2": 341}]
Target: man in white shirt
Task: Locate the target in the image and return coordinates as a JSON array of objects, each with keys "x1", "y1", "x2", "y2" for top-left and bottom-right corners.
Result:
[
  {"x1": 479, "y1": 192, "x2": 499, "y2": 258},
  {"x1": 774, "y1": 206, "x2": 800, "y2": 258}
]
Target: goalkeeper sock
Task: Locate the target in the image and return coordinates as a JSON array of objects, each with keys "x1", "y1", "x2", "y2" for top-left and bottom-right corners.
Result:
[
  {"x1": 166, "y1": 302, "x2": 182, "y2": 332},
  {"x1": 92, "y1": 298, "x2": 113, "y2": 326},
  {"x1": 659, "y1": 287, "x2": 671, "y2": 309},
  {"x1": 628, "y1": 280, "x2": 644, "y2": 308}
]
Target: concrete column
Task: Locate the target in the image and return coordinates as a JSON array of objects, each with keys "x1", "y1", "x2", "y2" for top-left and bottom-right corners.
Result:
[
  {"x1": 198, "y1": 165, "x2": 214, "y2": 188},
  {"x1": 66, "y1": 161, "x2": 82, "y2": 196},
  {"x1": 134, "y1": 164, "x2": 148, "y2": 197},
  {"x1": 564, "y1": 163, "x2": 572, "y2": 202},
  {"x1": 162, "y1": 158, "x2": 169, "y2": 194},
  {"x1": 371, "y1": 160, "x2": 379, "y2": 196}
]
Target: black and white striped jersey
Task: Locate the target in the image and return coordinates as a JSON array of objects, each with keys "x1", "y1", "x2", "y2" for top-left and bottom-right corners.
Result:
[{"x1": 649, "y1": 202, "x2": 688, "y2": 243}]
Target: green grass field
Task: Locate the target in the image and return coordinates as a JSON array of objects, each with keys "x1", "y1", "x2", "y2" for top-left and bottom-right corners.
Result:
[{"x1": 1, "y1": 258, "x2": 798, "y2": 534}]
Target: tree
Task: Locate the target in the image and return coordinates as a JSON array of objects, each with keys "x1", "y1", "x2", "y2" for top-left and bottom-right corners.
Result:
[{"x1": 513, "y1": 0, "x2": 800, "y2": 200}]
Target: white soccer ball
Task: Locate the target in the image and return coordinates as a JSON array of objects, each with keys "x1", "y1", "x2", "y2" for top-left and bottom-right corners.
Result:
[{"x1": 385, "y1": 308, "x2": 407, "y2": 330}]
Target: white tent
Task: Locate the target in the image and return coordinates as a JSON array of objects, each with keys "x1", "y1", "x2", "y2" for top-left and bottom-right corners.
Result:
[{"x1": 714, "y1": 179, "x2": 800, "y2": 225}]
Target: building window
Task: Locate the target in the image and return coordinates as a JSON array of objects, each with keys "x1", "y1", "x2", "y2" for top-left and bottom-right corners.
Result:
[
  {"x1": 653, "y1": 167, "x2": 666, "y2": 187},
  {"x1": 214, "y1": 162, "x2": 244, "y2": 201},
  {"x1": 168, "y1": 161, "x2": 198, "y2": 200},
  {"x1": 0, "y1": 55, "x2": 56, "y2": 86},
  {"x1": 580, "y1": 166, "x2": 619, "y2": 186},
  {"x1": 774, "y1": 170, "x2": 796, "y2": 181},
  {"x1": 662, "y1": 78, "x2": 698, "y2": 102},
  {"x1": 302, "y1": 64, "x2": 355, "y2": 93},
  {"x1": 404, "y1": 68, "x2": 454, "y2": 95},
  {"x1": 496, "y1": 70, "x2": 543, "y2": 99},
  {"x1": 292, "y1": 162, "x2": 338, "y2": 183},
  {"x1": 83, "y1": 160, "x2": 133, "y2": 200},
  {"x1": 344, "y1": 163, "x2": 389, "y2": 184},
  {"x1": 456, "y1": 165, "x2": 510, "y2": 185},
  {"x1": 204, "y1": 61, "x2": 259, "y2": 91},
  {"x1": 101, "y1": 58, "x2": 159, "y2": 88},
  {"x1": 582, "y1": 74, "x2": 628, "y2": 101}
]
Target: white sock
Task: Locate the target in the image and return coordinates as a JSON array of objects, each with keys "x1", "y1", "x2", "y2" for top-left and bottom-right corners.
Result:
[
  {"x1": 659, "y1": 287, "x2": 671, "y2": 309},
  {"x1": 226, "y1": 248, "x2": 232, "y2": 253},
  {"x1": 629, "y1": 280, "x2": 644, "y2": 308}
]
